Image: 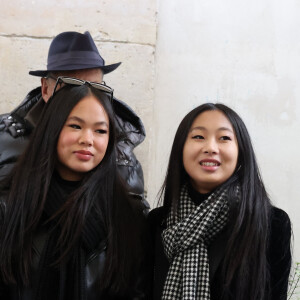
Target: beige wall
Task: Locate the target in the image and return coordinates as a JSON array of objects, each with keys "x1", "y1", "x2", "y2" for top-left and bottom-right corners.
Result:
[{"x1": 1, "y1": 0, "x2": 299, "y2": 262}]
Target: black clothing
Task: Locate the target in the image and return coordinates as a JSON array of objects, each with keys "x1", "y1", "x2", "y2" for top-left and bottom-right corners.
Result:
[
  {"x1": 187, "y1": 183, "x2": 213, "y2": 206},
  {"x1": 0, "y1": 173, "x2": 148, "y2": 300},
  {"x1": 148, "y1": 188, "x2": 292, "y2": 300},
  {"x1": 0, "y1": 87, "x2": 149, "y2": 213},
  {"x1": 35, "y1": 173, "x2": 106, "y2": 300}
]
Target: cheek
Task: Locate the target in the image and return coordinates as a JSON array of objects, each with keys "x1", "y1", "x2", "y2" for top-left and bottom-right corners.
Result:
[
  {"x1": 231, "y1": 144, "x2": 239, "y2": 163},
  {"x1": 95, "y1": 137, "x2": 109, "y2": 154},
  {"x1": 57, "y1": 132, "x2": 77, "y2": 153},
  {"x1": 62, "y1": 136, "x2": 76, "y2": 146},
  {"x1": 233, "y1": 150, "x2": 239, "y2": 166},
  {"x1": 182, "y1": 142, "x2": 194, "y2": 173},
  {"x1": 182, "y1": 144, "x2": 189, "y2": 169},
  {"x1": 183, "y1": 141, "x2": 197, "y2": 162},
  {"x1": 224, "y1": 146, "x2": 239, "y2": 168}
]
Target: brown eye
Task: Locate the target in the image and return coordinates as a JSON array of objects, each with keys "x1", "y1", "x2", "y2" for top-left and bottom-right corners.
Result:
[
  {"x1": 95, "y1": 129, "x2": 108, "y2": 134},
  {"x1": 192, "y1": 135, "x2": 204, "y2": 139},
  {"x1": 69, "y1": 124, "x2": 81, "y2": 129},
  {"x1": 220, "y1": 136, "x2": 231, "y2": 141}
]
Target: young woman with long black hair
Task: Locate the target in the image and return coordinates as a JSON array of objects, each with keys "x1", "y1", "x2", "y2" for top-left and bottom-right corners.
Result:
[
  {"x1": 0, "y1": 78, "x2": 148, "y2": 299},
  {"x1": 149, "y1": 103, "x2": 291, "y2": 300}
]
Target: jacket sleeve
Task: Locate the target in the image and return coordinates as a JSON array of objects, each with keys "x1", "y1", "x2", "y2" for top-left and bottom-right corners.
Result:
[
  {"x1": 0, "y1": 120, "x2": 30, "y2": 181},
  {"x1": 268, "y1": 207, "x2": 292, "y2": 300},
  {"x1": 126, "y1": 196, "x2": 152, "y2": 299},
  {"x1": 113, "y1": 101, "x2": 149, "y2": 214},
  {"x1": 0, "y1": 88, "x2": 41, "y2": 181}
]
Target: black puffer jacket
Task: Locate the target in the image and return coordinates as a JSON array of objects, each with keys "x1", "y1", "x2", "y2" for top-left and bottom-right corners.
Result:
[
  {"x1": 0, "y1": 188, "x2": 149, "y2": 299},
  {"x1": 0, "y1": 87, "x2": 149, "y2": 212}
]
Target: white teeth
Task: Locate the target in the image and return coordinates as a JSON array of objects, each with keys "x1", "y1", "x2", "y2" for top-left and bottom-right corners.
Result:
[{"x1": 201, "y1": 162, "x2": 218, "y2": 166}]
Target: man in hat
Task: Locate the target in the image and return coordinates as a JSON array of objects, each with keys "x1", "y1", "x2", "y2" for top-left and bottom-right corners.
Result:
[{"x1": 0, "y1": 31, "x2": 148, "y2": 212}]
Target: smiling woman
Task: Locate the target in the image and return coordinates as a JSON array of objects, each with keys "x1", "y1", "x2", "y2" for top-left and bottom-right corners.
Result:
[
  {"x1": 0, "y1": 82, "x2": 148, "y2": 299},
  {"x1": 149, "y1": 103, "x2": 292, "y2": 300},
  {"x1": 56, "y1": 95, "x2": 110, "y2": 181},
  {"x1": 183, "y1": 110, "x2": 239, "y2": 194}
]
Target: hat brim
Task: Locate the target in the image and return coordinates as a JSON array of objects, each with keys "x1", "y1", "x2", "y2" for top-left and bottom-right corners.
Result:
[{"x1": 29, "y1": 62, "x2": 121, "y2": 77}]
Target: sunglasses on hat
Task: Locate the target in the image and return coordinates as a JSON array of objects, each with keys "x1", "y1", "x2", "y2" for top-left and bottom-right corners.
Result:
[{"x1": 49, "y1": 76, "x2": 114, "y2": 101}]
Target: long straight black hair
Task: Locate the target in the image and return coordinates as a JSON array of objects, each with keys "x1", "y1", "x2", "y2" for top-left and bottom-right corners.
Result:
[
  {"x1": 161, "y1": 103, "x2": 272, "y2": 300},
  {"x1": 0, "y1": 85, "x2": 143, "y2": 295}
]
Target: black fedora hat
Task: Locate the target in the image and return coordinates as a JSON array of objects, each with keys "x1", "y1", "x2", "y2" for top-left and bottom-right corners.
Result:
[{"x1": 29, "y1": 31, "x2": 121, "y2": 77}]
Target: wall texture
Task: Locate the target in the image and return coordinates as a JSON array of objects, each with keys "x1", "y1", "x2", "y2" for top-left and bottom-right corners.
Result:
[{"x1": 1, "y1": 0, "x2": 299, "y2": 263}]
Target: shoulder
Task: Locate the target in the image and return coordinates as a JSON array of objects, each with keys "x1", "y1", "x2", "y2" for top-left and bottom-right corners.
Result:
[
  {"x1": 270, "y1": 206, "x2": 290, "y2": 220},
  {"x1": 113, "y1": 97, "x2": 146, "y2": 142},
  {"x1": 148, "y1": 206, "x2": 167, "y2": 229},
  {"x1": 8, "y1": 86, "x2": 41, "y2": 118},
  {"x1": 268, "y1": 206, "x2": 291, "y2": 255},
  {"x1": 268, "y1": 206, "x2": 292, "y2": 297},
  {"x1": 127, "y1": 194, "x2": 148, "y2": 219},
  {"x1": 0, "y1": 87, "x2": 41, "y2": 137},
  {"x1": 113, "y1": 97, "x2": 144, "y2": 129},
  {"x1": 0, "y1": 112, "x2": 10, "y2": 123},
  {"x1": 270, "y1": 206, "x2": 291, "y2": 236}
]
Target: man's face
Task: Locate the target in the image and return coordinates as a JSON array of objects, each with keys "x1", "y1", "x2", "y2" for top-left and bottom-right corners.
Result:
[{"x1": 41, "y1": 68, "x2": 104, "y2": 102}]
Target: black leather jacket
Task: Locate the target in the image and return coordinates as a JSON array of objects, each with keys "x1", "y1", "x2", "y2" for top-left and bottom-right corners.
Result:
[
  {"x1": 0, "y1": 192, "x2": 149, "y2": 300},
  {"x1": 0, "y1": 87, "x2": 149, "y2": 212}
]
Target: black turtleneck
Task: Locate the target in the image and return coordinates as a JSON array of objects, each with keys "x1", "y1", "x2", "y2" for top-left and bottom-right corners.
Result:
[
  {"x1": 53, "y1": 171, "x2": 81, "y2": 193},
  {"x1": 187, "y1": 182, "x2": 213, "y2": 206},
  {"x1": 43, "y1": 171, "x2": 81, "y2": 220}
]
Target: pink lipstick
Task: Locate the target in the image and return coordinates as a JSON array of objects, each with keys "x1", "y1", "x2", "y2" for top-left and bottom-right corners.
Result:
[{"x1": 74, "y1": 150, "x2": 93, "y2": 161}]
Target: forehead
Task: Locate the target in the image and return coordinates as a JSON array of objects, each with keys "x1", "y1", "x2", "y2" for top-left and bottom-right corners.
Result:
[
  {"x1": 190, "y1": 110, "x2": 234, "y2": 131},
  {"x1": 69, "y1": 95, "x2": 109, "y2": 122},
  {"x1": 53, "y1": 68, "x2": 103, "y2": 83}
]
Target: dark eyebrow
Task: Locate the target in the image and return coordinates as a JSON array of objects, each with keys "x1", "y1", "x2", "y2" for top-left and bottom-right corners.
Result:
[
  {"x1": 190, "y1": 126, "x2": 206, "y2": 132},
  {"x1": 190, "y1": 126, "x2": 233, "y2": 133},
  {"x1": 218, "y1": 126, "x2": 234, "y2": 133},
  {"x1": 67, "y1": 116, "x2": 108, "y2": 127}
]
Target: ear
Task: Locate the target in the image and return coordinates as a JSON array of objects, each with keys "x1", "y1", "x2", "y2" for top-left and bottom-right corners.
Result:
[{"x1": 41, "y1": 77, "x2": 52, "y2": 103}]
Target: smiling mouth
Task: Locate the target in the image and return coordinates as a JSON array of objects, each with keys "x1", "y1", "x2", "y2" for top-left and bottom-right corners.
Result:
[{"x1": 200, "y1": 162, "x2": 220, "y2": 166}]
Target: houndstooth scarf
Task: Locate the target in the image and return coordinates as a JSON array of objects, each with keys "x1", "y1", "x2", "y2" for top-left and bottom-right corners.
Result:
[{"x1": 162, "y1": 184, "x2": 229, "y2": 300}]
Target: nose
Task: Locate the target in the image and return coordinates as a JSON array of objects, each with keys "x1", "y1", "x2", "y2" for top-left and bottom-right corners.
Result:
[
  {"x1": 203, "y1": 138, "x2": 218, "y2": 154},
  {"x1": 79, "y1": 130, "x2": 93, "y2": 146}
]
